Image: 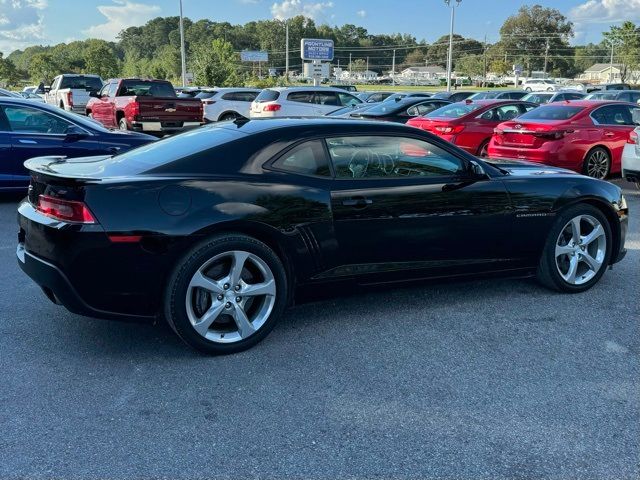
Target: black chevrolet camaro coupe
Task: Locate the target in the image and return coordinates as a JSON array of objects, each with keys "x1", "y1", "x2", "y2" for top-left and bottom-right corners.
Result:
[{"x1": 17, "y1": 119, "x2": 628, "y2": 354}]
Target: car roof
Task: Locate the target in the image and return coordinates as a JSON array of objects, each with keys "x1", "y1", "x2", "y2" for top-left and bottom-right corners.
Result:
[
  {"x1": 267, "y1": 86, "x2": 357, "y2": 93},
  {"x1": 536, "y1": 100, "x2": 638, "y2": 108}
]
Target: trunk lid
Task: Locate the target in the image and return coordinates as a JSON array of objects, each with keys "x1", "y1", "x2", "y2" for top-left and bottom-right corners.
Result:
[{"x1": 494, "y1": 120, "x2": 568, "y2": 148}]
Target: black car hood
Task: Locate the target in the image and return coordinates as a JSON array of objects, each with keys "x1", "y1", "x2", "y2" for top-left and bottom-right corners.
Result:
[{"x1": 484, "y1": 158, "x2": 577, "y2": 177}]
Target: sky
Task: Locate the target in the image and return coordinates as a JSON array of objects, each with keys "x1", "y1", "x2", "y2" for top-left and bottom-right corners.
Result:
[{"x1": 1, "y1": 0, "x2": 639, "y2": 55}]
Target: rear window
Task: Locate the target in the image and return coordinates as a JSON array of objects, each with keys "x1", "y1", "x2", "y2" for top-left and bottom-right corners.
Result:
[
  {"x1": 523, "y1": 93, "x2": 553, "y2": 103},
  {"x1": 470, "y1": 92, "x2": 498, "y2": 100},
  {"x1": 425, "y1": 103, "x2": 483, "y2": 119},
  {"x1": 59, "y1": 76, "x2": 103, "y2": 93},
  {"x1": 517, "y1": 105, "x2": 584, "y2": 121},
  {"x1": 195, "y1": 91, "x2": 218, "y2": 100},
  {"x1": 119, "y1": 80, "x2": 176, "y2": 97},
  {"x1": 255, "y1": 89, "x2": 280, "y2": 102},
  {"x1": 106, "y1": 125, "x2": 239, "y2": 174}
]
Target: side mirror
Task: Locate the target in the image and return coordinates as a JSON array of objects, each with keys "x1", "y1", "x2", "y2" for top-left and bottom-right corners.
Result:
[
  {"x1": 469, "y1": 160, "x2": 488, "y2": 179},
  {"x1": 633, "y1": 109, "x2": 640, "y2": 125},
  {"x1": 44, "y1": 86, "x2": 51, "y2": 93},
  {"x1": 64, "y1": 125, "x2": 88, "y2": 141}
]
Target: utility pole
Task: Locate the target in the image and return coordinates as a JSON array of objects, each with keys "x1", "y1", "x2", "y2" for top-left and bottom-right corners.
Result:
[
  {"x1": 285, "y1": 20, "x2": 289, "y2": 82},
  {"x1": 444, "y1": 0, "x2": 462, "y2": 92},
  {"x1": 609, "y1": 39, "x2": 614, "y2": 82},
  {"x1": 483, "y1": 34, "x2": 487, "y2": 87},
  {"x1": 179, "y1": 0, "x2": 187, "y2": 87},
  {"x1": 366, "y1": 56, "x2": 369, "y2": 73},
  {"x1": 349, "y1": 52, "x2": 352, "y2": 77},
  {"x1": 543, "y1": 39, "x2": 550, "y2": 76},
  {"x1": 392, "y1": 49, "x2": 396, "y2": 86}
]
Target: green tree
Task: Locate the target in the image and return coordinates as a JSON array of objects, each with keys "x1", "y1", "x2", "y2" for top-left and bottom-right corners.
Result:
[
  {"x1": 603, "y1": 21, "x2": 640, "y2": 83},
  {"x1": 573, "y1": 42, "x2": 609, "y2": 74},
  {"x1": 29, "y1": 52, "x2": 59, "y2": 83},
  {"x1": 427, "y1": 35, "x2": 483, "y2": 68},
  {"x1": 499, "y1": 5, "x2": 574, "y2": 76},
  {"x1": 455, "y1": 54, "x2": 484, "y2": 77},
  {"x1": 192, "y1": 38, "x2": 240, "y2": 87},
  {"x1": 0, "y1": 53, "x2": 18, "y2": 85},
  {"x1": 84, "y1": 41, "x2": 120, "y2": 78}
]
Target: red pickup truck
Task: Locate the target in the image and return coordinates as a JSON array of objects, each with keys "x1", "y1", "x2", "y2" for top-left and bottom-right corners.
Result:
[{"x1": 85, "y1": 78, "x2": 203, "y2": 135}]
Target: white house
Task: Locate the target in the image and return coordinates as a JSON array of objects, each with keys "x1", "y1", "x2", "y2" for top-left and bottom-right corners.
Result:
[{"x1": 398, "y1": 65, "x2": 446, "y2": 80}]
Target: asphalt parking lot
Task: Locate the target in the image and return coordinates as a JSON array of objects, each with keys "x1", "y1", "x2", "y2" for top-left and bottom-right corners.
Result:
[{"x1": 0, "y1": 181, "x2": 638, "y2": 479}]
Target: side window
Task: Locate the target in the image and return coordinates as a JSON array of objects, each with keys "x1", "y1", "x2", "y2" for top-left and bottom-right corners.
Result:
[
  {"x1": 618, "y1": 92, "x2": 631, "y2": 102},
  {"x1": 50, "y1": 77, "x2": 60, "y2": 91},
  {"x1": 271, "y1": 140, "x2": 331, "y2": 177},
  {"x1": 221, "y1": 92, "x2": 238, "y2": 101},
  {"x1": 326, "y1": 136, "x2": 464, "y2": 179},
  {"x1": 495, "y1": 104, "x2": 521, "y2": 121},
  {"x1": 337, "y1": 92, "x2": 360, "y2": 107},
  {"x1": 368, "y1": 93, "x2": 383, "y2": 103},
  {"x1": 407, "y1": 103, "x2": 438, "y2": 117},
  {"x1": 108, "y1": 83, "x2": 118, "y2": 97},
  {"x1": 630, "y1": 92, "x2": 640, "y2": 103},
  {"x1": 240, "y1": 92, "x2": 259, "y2": 102},
  {"x1": 592, "y1": 105, "x2": 633, "y2": 125},
  {"x1": 287, "y1": 91, "x2": 314, "y2": 103},
  {"x1": 314, "y1": 92, "x2": 339, "y2": 106},
  {"x1": 4, "y1": 106, "x2": 74, "y2": 134}
]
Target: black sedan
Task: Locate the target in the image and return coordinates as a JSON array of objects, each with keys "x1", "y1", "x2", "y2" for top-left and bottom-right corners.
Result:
[
  {"x1": 0, "y1": 98, "x2": 155, "y2": 191},
  {"x1": 347, "y1": 97, "x2": 452, "y2": 123},
  {"x1": 17, "y1": 119, "x2": 629, "y2": 354}
]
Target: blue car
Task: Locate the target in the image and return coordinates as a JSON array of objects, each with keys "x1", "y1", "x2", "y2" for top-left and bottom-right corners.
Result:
[{"x1": 0, "y1": 98, "x2": 156, "y2": 191}]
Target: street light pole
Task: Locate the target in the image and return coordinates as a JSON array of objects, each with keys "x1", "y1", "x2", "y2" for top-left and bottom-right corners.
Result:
[
  {"x1": 179, "y1": 0, "x2": 187, "y2": 87},
  {"x1": 285, "y1": 20, "x2": 289, "y2": 82},
  {"x1": 444, "y1": 0, "x2": 461, "y2": 92}
]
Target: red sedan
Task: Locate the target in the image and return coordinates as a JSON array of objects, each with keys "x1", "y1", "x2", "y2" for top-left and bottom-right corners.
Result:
[
  {"x1": 406, "y1": 99, "x2": 537, "y2": 156},
  {"x1": 488, "y1": 100, "x2": 640, "y2": 179}
]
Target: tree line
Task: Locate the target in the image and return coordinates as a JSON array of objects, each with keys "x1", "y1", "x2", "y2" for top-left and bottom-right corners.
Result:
[{"x1": 1, "y1": 5, "x2": 639, "y2": 87}]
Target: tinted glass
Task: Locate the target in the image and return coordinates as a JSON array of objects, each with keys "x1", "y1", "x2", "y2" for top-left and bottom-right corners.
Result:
[
  {"x1": 255, "y1": 89, "x2": 280, "y2": 102},
  {"x1": 272, "y1": 140, "x2": 330, "y2": 176},
  {"x1": 59, "y1": 76, "x2": 103, "y2": 93},
  {"x1": 195, "y1": 91, "x2": 218, "y2": 99},
  {"x1": 107, "y1": 83, "x2": 118, "y2": 97},
  {"x1": 326, "y1": 136, "x2": 464, "y2": 179},
  {"x1": 314, "y1": 92, "x2": 339, "y2": 106},
  {"x1": 425, "y1": 103, "x2": 483, "y2": 119},
  {"x1": 517, "y1": 105, "x2": 584, "y2": 120},
  {"x1": 523, "y1": 93, "x2": 553, "y2": 103},
  {"x1": 478, "y1": 104, "x2": 521, "y2": 121},
  {"x1": 3, "y1": 106, "x2": 74, "y2": 134},
  {"x1": 470, "y1": 92, "x2": 498, "y2": 100},
  {"x1": 591, "y1": 105, "x2": 634, "y2": 125},
  {"x1": 287, "y1": 92, "x2": 315, "y2": 103},
  {"x1": 337, "y1": 92, "x2": 361, "y2": 106},
  {"x1": 119, "y1": 80, "x2": 176, "y2": 97}
]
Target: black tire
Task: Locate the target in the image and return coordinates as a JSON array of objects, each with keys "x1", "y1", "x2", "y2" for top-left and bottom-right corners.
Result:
[
  {"x1": 525, "y1": 87, "x2": 532, "y2": 92},
  {"x1": 536, "y1": 204, "x2": 612, "y2": 293},
  {"x1": 164, "y1": 234, "x2": 288, "y2": 355},
  {"x1": 220, "y1": 112, "x2": 239, "y2": 121},
  {"x1": 118, "y1": 118, "x2": 128, "y2": 131},
  {"x1": 477, "y1": 139, "x2": 490, "y2": 157},
  {"x1": 582, "y1": 147, "x2": 611, "y2": 179}
]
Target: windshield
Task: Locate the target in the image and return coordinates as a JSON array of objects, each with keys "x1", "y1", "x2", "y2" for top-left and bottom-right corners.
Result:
[
  {"x1": 517, "y1": 105, "x2": 584, "y2": 121},
  {"x1": 383, "y1": 93, "x2": 407, "y2": 103},
  {"x1": 522, "y1": 93, "x2": 553, "y2": 103},
  {"x1": 120, "y1": 80, "x2": 176, "y2": 97},
  {"x1": 425, "y1": 103, "x2": 483, "y2": 119},
  {"x1": 469, "y1": 91, "x2": 498, "y2": 100},
  {"x1": 59, "y1": 76, "x2": 104, "y2": 93}
]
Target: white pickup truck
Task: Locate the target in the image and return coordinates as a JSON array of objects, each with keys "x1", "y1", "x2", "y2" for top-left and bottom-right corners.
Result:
[{"x1": 45, "y1": 74, "x2": 104, "y2": 115}]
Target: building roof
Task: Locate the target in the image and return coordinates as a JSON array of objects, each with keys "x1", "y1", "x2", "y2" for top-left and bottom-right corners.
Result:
[
  {"x1": 402, "y1": 65, "x2": 446, "y2": 74},
  {"x1": 585, "y1": 63, "x2": 623, "y2": 72}
]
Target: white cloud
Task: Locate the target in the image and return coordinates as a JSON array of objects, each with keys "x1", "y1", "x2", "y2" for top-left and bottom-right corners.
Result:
[
  {"x1": 569, "y1": 0, "x2": 640, "y2": 25},
  {"x1": 83, "y1": 1, "x2": 161, "y2": 41},
  {"x1": 356, "y1": 9, "x2": 366, "y2": 18},
  {"x1": 271, "y1": 0, "x2": 334, "y2": 21},
  {"x1": 0, "y1": 0, "x2": 47, "y2": 53}
]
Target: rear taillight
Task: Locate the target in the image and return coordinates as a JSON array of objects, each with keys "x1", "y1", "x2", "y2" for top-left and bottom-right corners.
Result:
[
  {"x1": 628, "y1": 130, "x2": 638, "y2": 144},
  {"x1": 66, "y1": 91, "x2": 73, "y2": 108},
  {"x1": 202, "y1": 100, "x2": 216, "y2": 105},
  {"x1": 263, "y1": 104, "x2": 281, "y2": 112},
  {"x1": 127, "y1": 99, "x2": 140, "y2": 121},
  {"x1": 434, "y1": 124, "x2": 464, "y2": 134},
  {"x1": 532, "y1": 130, "x2": 567, "y2": 140},
  {"x1": 37, "y1": 195, "x2": 96, "y2": 224}
]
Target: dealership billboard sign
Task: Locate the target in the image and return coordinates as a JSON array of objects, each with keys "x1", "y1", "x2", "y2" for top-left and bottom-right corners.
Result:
[
  {"x1": 241, "y1": 51, "x2": 269, "y2": 62},
  {"x1": 300, "y1": 39, "x2": 334, "y2": 61}
]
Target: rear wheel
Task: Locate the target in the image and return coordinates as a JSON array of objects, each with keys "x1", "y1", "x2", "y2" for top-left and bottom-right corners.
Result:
[
  {"x1": 537, "y1": 204, "x2": 611, "y2": 293},
  {"x1": 525, "y1": 87, "x2": 532, "y2": 92},
  {"x1": 220, "y1": 112, "x2": 240, "y2": 121},
  {"x1": 477, "y1": 139, "x2": 490, "y2": 157},
  {"x1": 164, "y1": 234, "x2": 287, "y2": 354},
  {"x1": 118, "y1": 118, "x2": 128, "y2": 131},
  {"x1": 583, "y1": 147, "x2": 610, "y2": 179}
]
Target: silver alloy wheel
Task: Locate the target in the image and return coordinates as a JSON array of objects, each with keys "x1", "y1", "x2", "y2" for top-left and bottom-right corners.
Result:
[
  {"x1": 585, "y1": 150, "x2": 609, "y2": 179},
  {"x1": 555, "y1": 214, "x2": 606, "y2": 285},
  {"x1": 479, "y1": 142, "x2": 489, "y2": 157},
  {"x1": 185, "y1": 250, "x2": 276, "y2": 343}
]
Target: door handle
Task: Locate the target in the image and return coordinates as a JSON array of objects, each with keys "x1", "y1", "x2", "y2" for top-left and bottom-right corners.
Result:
[
  {"x1": 18, "y1": 139, "x2": 37, "y2": 144},
  {"x1": 604, "y1": 132, "x2": 615, "y2": 137},
  {"x1": 342, "y1": 196, "x2": 373, "y2": 208}
]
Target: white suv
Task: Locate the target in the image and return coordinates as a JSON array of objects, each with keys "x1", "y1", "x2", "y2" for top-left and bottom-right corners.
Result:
[
  {"x1": 197, "y1": 88, "x2": 261, "y2": 122},
  {"x1": 250, "y1": 87, "x2": 362, "y2": 118},
  {"x1": 522, "y1": 79, "x2": 559, "y2": 92}
]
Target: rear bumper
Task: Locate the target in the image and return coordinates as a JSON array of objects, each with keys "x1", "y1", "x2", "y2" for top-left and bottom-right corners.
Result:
[
  {"x1": 17, "y1": 243, "x2": 154, "y2": 323},
  {"x1": 131, "y1": 121, "x2": 203, "y2": 133},
  {"x1": 622, "y1": 144, "x2": 640, "y2": 183},
  {"x1": 488, "y1": 143, "x2": 581, "y2": 172}
]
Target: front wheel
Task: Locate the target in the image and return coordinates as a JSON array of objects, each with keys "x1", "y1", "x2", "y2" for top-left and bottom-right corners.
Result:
[
  {"x1": 164, "y1": 234, "x2": 287, "y2": 354},
  {"x1": 536, "y1": 204, "x2": 612, "y2": 293}
]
